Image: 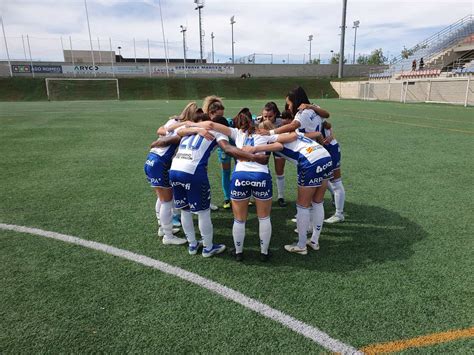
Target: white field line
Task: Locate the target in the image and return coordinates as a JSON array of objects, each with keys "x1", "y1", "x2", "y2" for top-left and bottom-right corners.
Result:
[{"x1": 0, "y1": 222, "x2": 361, "y2": 354}]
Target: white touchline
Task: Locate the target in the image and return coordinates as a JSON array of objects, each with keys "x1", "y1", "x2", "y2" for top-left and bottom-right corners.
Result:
[{"x1": 0, "y1": 223, "x2": 361, "y2": 354}]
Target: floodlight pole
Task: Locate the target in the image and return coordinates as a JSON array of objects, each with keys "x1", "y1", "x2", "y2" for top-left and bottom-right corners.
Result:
[
  {"x1": 195, "y1": 1, "x2": 205, "y2": 62},
  {"x1": 308, "y1": 34, "x2": 313, "y2": 63},
  {"x1": 26, "y1": 34, "x2": 34, "y2": 78},
  {"x1": 0, "y1": 16, "x2": 12, "y2": 77},
  {"x1": 352, "y1": 20, "x2": 360, "y2": 64},
  {"x1": 157, "y1": 0, "x2": 170, "y2": 77},
  {"x1": 84, "y1": 0, "x2": 96, "y2": 77},
  {"x1": 180, "y1": 25, "x2": 187, "y2": 78},
  {"x1": 230, "y1": 16, "x2": 236, "y2": 64},
  {"x1": 338, "y1": 0, "x2": 347, "y2": 78},
  {"x1": 22, "y1": 35, "x2": 27, "y2": 60},
  {"x1": 211, "y1": 32, "x2": 215, "y2": 64}
]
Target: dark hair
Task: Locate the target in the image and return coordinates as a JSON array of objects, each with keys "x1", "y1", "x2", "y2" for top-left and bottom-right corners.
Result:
[
  {"x1": 191, "y1": 108, "x2": 209, "y2": 122},
  {"x1": 209, "y1": 102, "x2": 225, "y2": 114},
  {"x1": 233, "y1": 108, "x2": 255, "y2": 134},
  {"x1": 263, "y1": 101, "x2": 281, "y2": 117},
  {"x1": 281, "y1": 110, "x2": 293, "y2": 120},
  {"x1": 287, "y1": 86, "x2": 310, "y2": 115},
  {"x1": 212, "y1": 115, "x2": 229, "y2": 127}
]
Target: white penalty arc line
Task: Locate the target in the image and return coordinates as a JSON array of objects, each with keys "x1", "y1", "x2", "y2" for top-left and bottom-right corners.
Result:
[{"x1": 0, "y1": 223, "x2": 361, "y2": 355}]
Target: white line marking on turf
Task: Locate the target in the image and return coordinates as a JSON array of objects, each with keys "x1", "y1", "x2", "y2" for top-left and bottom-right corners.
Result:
[{"x1": 0, "y1": 222, "x2": 361, "y2": 354}]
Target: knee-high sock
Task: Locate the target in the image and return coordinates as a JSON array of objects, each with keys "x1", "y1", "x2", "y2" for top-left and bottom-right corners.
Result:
[
  {"x1": 159, "y1": 200, "x2": 173, "y2": 238},
  {"x1": 155, "y1": 198, "x2": 162, "y2": 225},
  {"x1": 259, "y1": 216, "x2": 272, "y2": 255},
  {"x1": 310, "y1": 202, "x2": 324, "y2": 245},
  {"x1": 327, "y1": 182, "x2": 335, "y2": 200},
  {"x1": 232, "y1": 219, "x2": 246, "y2": 253},
  {"x1": 222, "y1": 168, "x2": 231, "y2": 201},
  {"x1": 331, "y1": 179, "x2": 345, "y2": 216},
  {"x1": 197, "y1": 209, "x2": 213, "y2": 249},
  {"x1": 296, "y1": 205, "x2": 311, "y2": 249},
  {"x1": 181, "y1": 209, "x2": 195, "y2": 244},
  {"x1": 276, "y1": 175, "x2": 285, "y2": 199}
]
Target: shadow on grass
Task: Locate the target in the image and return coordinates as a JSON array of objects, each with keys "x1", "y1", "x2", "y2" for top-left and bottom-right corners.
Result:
[{"x1": 211, "y1": 200, "x2": 426, "y2": 272}]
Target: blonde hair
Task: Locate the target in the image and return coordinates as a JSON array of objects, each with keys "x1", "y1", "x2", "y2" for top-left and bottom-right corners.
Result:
[
  {"x1": 258, "y1": 120, "x2": 275, "y2": 131},
  {"x1": 178, "y1": 102, "x2": 198, "y2": 122},
  {"x1": 202, "y1": 96, "x2": 223, "y2": 114}
]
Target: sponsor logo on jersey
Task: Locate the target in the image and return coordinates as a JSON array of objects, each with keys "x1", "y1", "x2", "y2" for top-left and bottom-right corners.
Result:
[
  {"x1": 176, "y1": 152, "x2": 192, "y2": 160},
  {"x1": 174, "y1": 199, "x2": 187, "y2": 206},
  {"x1": 231, "y1": 190, "x2": 247, "y2": 198},
  {"x1": 234, "y1": 179, "x2": 267, "y2": 188},
  {"x1": 145, "y1": 159, "x2": 155, "y2": 167},
  {"x1": 171, "y1": 181, "x2": 191, "y2": 190},
  {"x1": 309, "y1": 177, "x2": 323, "y2": 184},
  {"x1": 316, "y1": 160, "x2": 332, "y2": 173},
  {"x1": 253, "y1": 190, "x2": 270, "y2": 198}
]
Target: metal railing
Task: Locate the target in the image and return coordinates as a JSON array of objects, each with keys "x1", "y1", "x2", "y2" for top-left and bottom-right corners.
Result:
[{"x1": 386, "y1": 15, "x2": 473, "y2": 75}]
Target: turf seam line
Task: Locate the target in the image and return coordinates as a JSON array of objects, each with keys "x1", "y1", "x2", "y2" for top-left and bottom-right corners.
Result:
[
  {"x1": 345, "y1": 115, "x2": 474, "y2": 134},
  {"x1": 0, "y1": 222, "x2": 361, "y2": 355}
]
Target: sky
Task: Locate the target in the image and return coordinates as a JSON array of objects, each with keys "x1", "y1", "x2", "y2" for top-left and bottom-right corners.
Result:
[{"x1": 0, "y1": 0, "x2": 472, "y2": 64}]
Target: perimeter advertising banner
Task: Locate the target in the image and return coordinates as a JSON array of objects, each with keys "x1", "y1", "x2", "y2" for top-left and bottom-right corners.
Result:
[
  {"x1": 152, "y1": 65, "x2": 234, "y2": 75},
  {"x1": 12, "y1": 64, "x2": 63, "y2": 74},
  {"x1": 61, "y1": 65, "x2": 147, "y2": 75}
]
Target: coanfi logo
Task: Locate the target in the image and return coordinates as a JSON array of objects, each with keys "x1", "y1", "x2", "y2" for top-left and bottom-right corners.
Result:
[{"x1": 234, "y1": 179, "x2": 266, "y2": 188}]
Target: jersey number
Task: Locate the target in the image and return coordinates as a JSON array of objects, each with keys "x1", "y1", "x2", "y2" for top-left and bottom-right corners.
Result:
[
  {"x1": 297, "y1": 135, "x2": 314, "y2": 144},
  {"x1": 180, "y1": 135, "x2": 204, "y2": 150},
  {"x1": 243, "y1": 137, "x2": 255, "y2": 146}
]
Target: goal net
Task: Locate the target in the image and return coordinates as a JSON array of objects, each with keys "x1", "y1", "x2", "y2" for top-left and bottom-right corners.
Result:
[{"x1": 45, "y1": 78, "x2": 120, "y2": 101}]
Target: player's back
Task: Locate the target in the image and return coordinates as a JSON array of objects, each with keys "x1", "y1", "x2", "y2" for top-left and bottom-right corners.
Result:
[
  {"x1": 150, "y1": 118, "x2": 180, "y2": 161},
  {"x1": 279, "y1": 133, "x2": 330, "y2": 168},
  {"x1": 230, "y1": 128, "x2": 276, "y2": 173},
  {"x1": 170, "y1": 130, "x2": 227, "y2": 175},
  {"x1": 295, "y1": 109, "x2": 323, "y2": 134}
]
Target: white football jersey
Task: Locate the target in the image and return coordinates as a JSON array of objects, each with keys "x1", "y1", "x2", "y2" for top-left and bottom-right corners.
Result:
[
  {"x1": 149, "y1": 118, "x2": 180, "y2": 161},
  {"x1": 276, "y1": 133, "x2": 330, "y2": 169},
  {"x1": 170, "y1": 129, "x2": 229, "y2": 174},
  {"x1": 322, "y1": 119, "x2": 337, "y2": 146},
  {"x1": 294, "y1": 109, "x2": 323, "y2": 134},
  {"x1": 230, "y1": 128, "x2": 277, "y2": 173}
]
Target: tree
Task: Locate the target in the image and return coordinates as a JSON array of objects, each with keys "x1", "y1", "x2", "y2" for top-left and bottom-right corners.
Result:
[
  {"x1": 357, "y1": 54, "x2": 369, "y2": 65},
  {"x1": 330, "y1": 53, "x2": 346, "y2": 64},
  {"x1": 401, "y1": 46, "x2": 415, "y2": 59},
  {"x1": 308, "y1": 58, "x2": 321, "y2": 64},
  {"x1": 356, "y1": 49, "x2": 387, "y2": 65}
]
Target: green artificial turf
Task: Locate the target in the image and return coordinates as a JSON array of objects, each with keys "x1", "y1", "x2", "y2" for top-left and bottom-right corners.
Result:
[{"x1": 0, "y1": 98, "x2": 473, "y2": 353}]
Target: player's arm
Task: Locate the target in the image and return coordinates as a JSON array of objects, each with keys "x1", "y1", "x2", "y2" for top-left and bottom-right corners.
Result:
[
  {"x1": 187, "y1": 121, "x2": 232, "y2": 137},
  {"x1": 177, "y1": 127, "x2": 215, "y2": 141},
  {"x1": 150, "y1": 135, "x2": 181, "y2": 148},
  {"x1": 270, "y1": 120, "x2": 300, "y2": 135},
  {"x1": 218, "y1": 140, "x2": 269, "y2": 165},
  {"x1": 298, "y1": 103, "x2": 330, "y2": 118},
  {"x1": 159, "y1": 121, "x2": 186, "y2": 135},
  {"x1": 242, "y1": 142, "x2": 284, "y2": 154},
  {"x1": 304, "y1": 131, "x2": 325, "y2": 145}
]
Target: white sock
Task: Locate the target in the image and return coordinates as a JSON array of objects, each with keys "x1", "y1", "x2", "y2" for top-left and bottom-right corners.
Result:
[
  {"x1": 159, "y1": 200, "x2": 173, "y2": 238},
  {"x1": 232, "y1": 219, "x2": 246, "y2": 253},
  {"x1": 155, "y1": 198, "x2": 162, "y2": 225},
  {"x1": 310, "y1": 202, "x2": 324, "y2": 245},
  {"x1": 327, "y1": 181, "x2": 335, "y2": 201},
  {"x1": 197, "y1": 209, "x2": 213, "y2": 249},
  {"x1": 296, "y1": 205, "x2": 311, "y2": 249},
  {"x1": 276, "y1": 175, "x2": 285, "y2": 199},
  {"x1": 332, "y1": 179, "x2": 345, "y2": 216},
  {"x1": 181, "y1": 209, "x2": 196, "y2": 244},
  {"x1": 259, "y1": 217, "x2": 272, "y2": 255}
]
